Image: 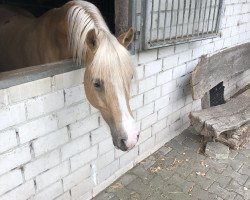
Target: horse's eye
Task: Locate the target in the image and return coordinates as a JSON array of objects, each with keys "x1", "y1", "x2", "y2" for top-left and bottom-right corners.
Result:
[{"x1": 92, "y1": 79, "x2": 102, "y2": 90}]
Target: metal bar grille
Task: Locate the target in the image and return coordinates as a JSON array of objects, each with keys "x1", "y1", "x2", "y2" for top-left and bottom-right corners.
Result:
[{"x1": 142, "y1": 0, "x2": 223, "y2": 49}]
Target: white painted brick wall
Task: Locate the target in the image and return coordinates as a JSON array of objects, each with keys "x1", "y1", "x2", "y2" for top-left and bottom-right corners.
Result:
[
  {"x1": 70, "y1": 145, "x2": 98, "y2": 171},
  {"x1": 0, "y1": 169, "x2": 23, "y2": 196},
  {"x1": 8, "y1": 78, "x2": 52, "y2": 103},
  {"x1": 36, "y1": 161, "x2": 69, "y2": 191},
  {"x1": 63, "y1": 165, "x2": 91, "y2": 191},
  {"x1": 0, "y1": 1, "x2": 250, "y2": 199},
  {"x1": 18, "y1": 114, "x2": 58, "y2": 144},
  {"x1": 57, "y1": 102, "x2": 90, "y2": 128},
  {"x1": 0, "y1": 180, "x2": 35, "y2": 200},
  {"x1": 0, "y1": 103, "x2": 26, "y2": 131},
  {"x1": 34, "y1": 181, "x2": 63, "y2": 200},
  {"x1": 61, "y1": 134, "x2": 91, "y2": 161},
  {"x1": 0, "y1": 145, "x2": 31, "y2": 176},
  {"x1": 0, "y1": 129, "x2": 17, "y2": 153},
  {"x1": 24, "y1": 150, "x2": 60, "y2": 180},
  {"x1": 144, "y1": 60, "x2": 162, "y2": 77},
  {"x1": 26, "y1": 90, "x2": 64, "y2": 119},
  {"x1": 32, "y1": 127, "x2": 69, "y2": 157},
  {"x1": 65, "y1": 84, "x2": 86, "y2": 106}
]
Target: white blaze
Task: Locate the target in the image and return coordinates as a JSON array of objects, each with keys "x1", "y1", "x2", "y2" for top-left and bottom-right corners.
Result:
[{"x1": 116, "y1": 87, "x2": 138, "y2": 149}]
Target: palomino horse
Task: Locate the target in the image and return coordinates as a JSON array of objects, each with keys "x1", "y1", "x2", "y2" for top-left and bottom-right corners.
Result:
[{"x1": 0, "y1": 1, "x2": 139, "y2": 151}]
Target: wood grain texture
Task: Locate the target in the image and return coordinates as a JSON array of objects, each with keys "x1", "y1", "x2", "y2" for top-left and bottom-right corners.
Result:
[{"x1": 191, "y1": 43, "x2": 250, "y2": 100}]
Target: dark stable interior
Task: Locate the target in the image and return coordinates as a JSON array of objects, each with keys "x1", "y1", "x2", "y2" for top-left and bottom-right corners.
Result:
[
  {"x1": 0, "y1": 0, "x2": 115, "y2": 72},
  {"x1": 0, "y1": 0, "x2": 115, "y2": 33}
]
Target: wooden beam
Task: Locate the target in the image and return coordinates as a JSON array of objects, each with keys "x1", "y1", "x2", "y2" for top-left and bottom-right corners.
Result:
[{"x1": 191, "y1": 43, "x2": 250, "y2": 100}]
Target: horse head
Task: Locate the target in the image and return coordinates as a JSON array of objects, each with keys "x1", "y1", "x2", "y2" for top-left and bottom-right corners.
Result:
[{"x1": 83, "y1": 28, "x2": 139, "y2": 151}]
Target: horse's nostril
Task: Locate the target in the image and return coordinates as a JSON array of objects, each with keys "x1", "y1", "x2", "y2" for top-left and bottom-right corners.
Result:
[
  {"x1": 120, "y1": 139, "x2": 126, "y2": 145},
  {"x1": 137, "y1": 134, "x2": 140, "y2": 140}
]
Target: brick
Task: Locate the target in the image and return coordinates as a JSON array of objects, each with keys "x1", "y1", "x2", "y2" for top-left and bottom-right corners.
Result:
[
  {"x1": 163, "y1": 54, "x2": 179, "y2": 70},
  {"x1": 24, "y1": 150, "x2": 60, "y2": 180},
  {"x1": 158, "y1": 46, "x2": 174, "y2": 58},
  {"x1": 57, "y1": 102, "x2": 90, "y2": 128},
  {"x1": 54, "y1": 192, "x2": 71, "y2": 200},
  {"x1": 152, "y1": 119, "x2": 167, "y2": 135},
  {"x1": 26, "y1": 90, "x2": 64, "y2": 119},
  {"x1": 91, "y1": 125, "x2": 111, "y2": 145},
  {"x1": 137, "y1": 127, "x2": 152, "y2": 145},
  {"x1": 98, "y1": 137, "x2": 113, "y2": 155},
  {"x1": 18, "y1": 115, "x2": 58, "y2": 144},
  {"x1": 0, "y1": 145, "x2": 31, "y2": 176},
  {"x1": 143, "y1": 87, "x2": 161, "y2": 105},
  {"x1": 139, "y1": 137, "x2": 155, "y2": 154},
  {"x1": 0, "y1": 129, "x2": 17, "y2": 153},
  {"x1": 33, "y1": 127, "x2": 69, "y2": 157},
  {"x1": 8, "y1": 77, "x2": 51, "y2": 103},
  {"x1": 130, "y1": 81, "x2": 138, "y2": 97},
  {"x1": 214, "y1": 39, "x2": 224, "y2": 52},
  {"x1": 129, "y1": 94, "x2": 143, "y2": 110},
  {"x1": 70, "y1": 145, "x2": 98, "y2": 171},
  {"x1": 63, "y1": 165, "x2": 91, "y2": 191},
  {"x1": 158, "y1": 104, "x2": 173, "y2": 120},
  {"x1": 172, "y1": 98, "x2": 185, "y2": 112},
  {"x1": 65, "y1": 84, "x2": 86, "y2": 106},
  {"x1": 71, "y1": 177, "x2": 95, "y2": 200},
  {"x1": 161, "y1": 80, "x2": 177, "y2": 96},
  {"x1": 94, "y1": 150, "x2": 114, "y2": 170},
  {"x1": 141, "y1": 113, "x2": 157, "y2": 130},
  {"x1": 0, "y1": 89, "x2": 8, "y2": 108},
  {"x1": 61, "y1": 134, "x2": 91, "y2": 160},
  {"x1": 120, "y1": 146, "x2": 138, "y2": 167},
  {"x1": 157, "y1": 69, "x2": 173, "y2": 86},
  {"x1": 36, "y1": 161, "x2": 69, "y2": 191},
  {"x1": 144, "y1": 60, "x2": 162, "y2": 77},
  {"x1": 138, "y1": 49, "x2": 157, "y2": 64},
  {"x1": 136, "y1": 65, "x2": 144, "y2": 80},
  {"x1": 97, "y1": 160, "x2": 119, "y2": 183},
  {"x1": 137, "y1": 102, "x2": 154, "y2": 120},
  {"x1": 139, "y1": 76, "x2": 157, "y2": 93},
  {"x1": 175, "y1": 43, "x2": 189, "y2": 53},
  {"x1": 34, "y1": 181, "x2": 63, "y2": 200},
  {"x1": 186, "y1": 59, "x2": 198, "y2": 74},
  {"x1": 225, "y1": 5, "x2": 234, "y2": 16},
  {"x1": 0, "y1": 169, "x2": 23, "y2": 196},
  {"x1": 169, "y1": 89, "x2": 184, "y2": 103},
  {"x1": 70, "y1": 113, "x2": 99, "y2": 139},
  {"x1": 52, "y1": 69, "x2": 84, "y2": 90},
  {"x1": 173, "y1": 64, "x2": 186, "y2": 79},
  {"x1": 155, "y1": 127, "x2": 171, "y2": 144},
  {"x1": 0, "y1": 180, "x2": 35, "y2": 200},
  {"x1": 178, "y1": 51, "x2": 192, "y2": 64},
  {"x1": 155, "y1": 95, "x2": 171, "y2": 111},
  {"x1": 0, "y1": 103, "x2": 26, "y2": 131},
  {"x1": 192, "y1": 46, "x2": 204, "y2": 59}
]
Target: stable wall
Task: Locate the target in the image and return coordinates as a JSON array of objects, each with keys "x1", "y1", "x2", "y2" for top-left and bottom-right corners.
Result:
[{"x1": 0, "y1": 0, "x2": 250, "y2": 199}]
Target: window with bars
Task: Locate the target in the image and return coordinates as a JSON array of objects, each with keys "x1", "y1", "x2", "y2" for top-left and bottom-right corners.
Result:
[{"x1": 141, "y1": 0, "x2": 223, "y2": 49}]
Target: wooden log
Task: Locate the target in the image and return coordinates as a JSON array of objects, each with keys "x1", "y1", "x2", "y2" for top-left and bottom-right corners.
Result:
[
  {"x1": 191, "y1": 43, "x2": 250, "y2": 100},
  {"x1": 189, "y1": 89, "x2": 250, "y2": 149}
]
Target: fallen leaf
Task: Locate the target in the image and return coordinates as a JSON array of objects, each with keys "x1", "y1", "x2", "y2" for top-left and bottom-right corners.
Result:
[{"x1": 110, "y1": 183, "x2": 124, "y2": 189}]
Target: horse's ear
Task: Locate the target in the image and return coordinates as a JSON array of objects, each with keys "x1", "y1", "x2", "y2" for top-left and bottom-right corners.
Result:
[
  {"x1": 117, "y1": 27, "x2": 134, "y2": 48},
  {"x1": 86, "y1": 29, "x2": 99, "y2": 52}
]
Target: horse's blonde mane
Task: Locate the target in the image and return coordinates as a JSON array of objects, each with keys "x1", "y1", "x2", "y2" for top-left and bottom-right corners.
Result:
[{"x1": 67, "y1": 1, "x2": 134, "y2": 94}]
